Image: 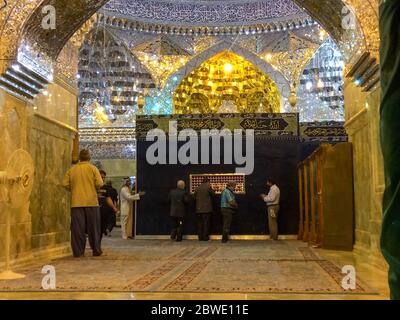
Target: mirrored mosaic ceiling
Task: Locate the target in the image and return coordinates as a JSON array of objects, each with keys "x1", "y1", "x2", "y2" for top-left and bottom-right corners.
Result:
[
  {"x1": 0, "y1": 0, "x2": 378, "y2": 90},
  {"x1": 78, "y1": 19, "x2": 345, "y2": 128},
  {"x1": 0, "y1": 0, "x2": 377, "y2": 161},
  {"x1": 0, "y1": 0, "x2": 363, "y2": 128}
]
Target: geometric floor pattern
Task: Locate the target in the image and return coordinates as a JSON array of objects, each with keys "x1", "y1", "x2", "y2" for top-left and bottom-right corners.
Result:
[{"x1": 0, "y1": 237, "x2": 375, "y2": 295}]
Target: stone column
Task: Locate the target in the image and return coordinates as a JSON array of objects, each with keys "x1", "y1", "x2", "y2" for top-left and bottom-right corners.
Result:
[{"x1": 380, "y1": 0, "x2": 400, "y2": 300}]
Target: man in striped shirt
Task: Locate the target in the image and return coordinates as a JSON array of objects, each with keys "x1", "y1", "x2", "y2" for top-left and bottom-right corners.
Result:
[{"x1": 261, "y1": 178, "x2": 281, "y2": 241}]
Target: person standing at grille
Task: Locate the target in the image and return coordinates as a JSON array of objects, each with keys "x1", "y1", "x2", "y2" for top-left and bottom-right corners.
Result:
[
  {"x1": 63, "y1": 150, "x2": 104, "y2": 257},
  {"x1": 194, "y1": 178, "x2": 215, "y2": 241},
  {"x1": 168, "y1": 180, "x2": 190, "y2": 242},
  {"x1": 220, "y1": 181, "x2": 238, "y2": 243},
  {"x1": 261, "y1": 178, "x2": 281, "y2": 241},
  {"x1": 120, "y1": 177, "x2": 145, "y2": 240}
]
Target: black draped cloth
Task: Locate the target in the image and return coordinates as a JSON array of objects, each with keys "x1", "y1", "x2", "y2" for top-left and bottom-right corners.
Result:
[{"x1": 380, "y1": 0, "x2": 400, "y2": 300}]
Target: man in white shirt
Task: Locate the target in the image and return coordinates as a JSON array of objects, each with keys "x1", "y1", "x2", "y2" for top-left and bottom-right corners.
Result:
[
  {"x1": 260, "y1": 178, "x2": 281, "y2": 241},
  {"x1": 120, "y1": 178, "x2": 145, "y2": 240}
]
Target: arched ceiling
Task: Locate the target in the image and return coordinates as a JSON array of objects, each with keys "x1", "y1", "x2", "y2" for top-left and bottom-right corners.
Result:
[
  {"x1": 21, "y1": 0, "x2": 106, "y2": 60},
  {"x1": 1, "y1": 0, "x2": 378, "y2": 61},
  {"x1": 0, "y1": 0, "x2": 379, "y2": 91}
]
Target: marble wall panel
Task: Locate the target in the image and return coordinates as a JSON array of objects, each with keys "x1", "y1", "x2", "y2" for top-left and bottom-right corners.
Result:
[
  {"x1": 344, "y1": 81, "x2": 385, "y2": 266},
  {"x1": 33, "y1": 82, "x2": 78, "y2": 129},
  {"x1": 0, "y1": 85, "x2": 76, "y2": 263},
  {"x1": 27, "y1": 113, "x2": 75, "y2": 249},
  {"x1": 0, "y1": 92, "x2": 32, "y2": 260}
]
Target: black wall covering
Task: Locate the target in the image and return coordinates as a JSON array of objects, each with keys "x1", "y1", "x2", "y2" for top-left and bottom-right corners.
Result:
[
  {"x1": 137, "y1": 138, "x2": 306, "y2": 236},
  {"x1": 135, "y1": 114, "x2": 347, "y2": 236}
]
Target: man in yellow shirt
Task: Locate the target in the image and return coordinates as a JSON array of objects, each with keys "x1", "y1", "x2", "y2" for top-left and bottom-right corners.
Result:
[{"x1": 63, "y1": 150, "x2": 104, "y2": 257}]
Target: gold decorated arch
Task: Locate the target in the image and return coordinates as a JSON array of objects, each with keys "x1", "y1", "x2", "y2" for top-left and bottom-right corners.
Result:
[
  {"x1": 0, "y1": 1, "x2": 378, "y2": 77},
  {"x1": 173, "y1": 51, "x2": 281, "y2": 114}
]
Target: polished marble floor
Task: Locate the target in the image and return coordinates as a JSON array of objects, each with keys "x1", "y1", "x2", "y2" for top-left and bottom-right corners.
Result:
[{"x1": 0, "y1": 231, "x2": 390, "y2": 300}]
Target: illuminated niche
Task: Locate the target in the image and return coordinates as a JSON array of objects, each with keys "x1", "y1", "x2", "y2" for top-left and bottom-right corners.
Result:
[{"x1": 173, "y1": 51, "x2": 281, "y2": 114}]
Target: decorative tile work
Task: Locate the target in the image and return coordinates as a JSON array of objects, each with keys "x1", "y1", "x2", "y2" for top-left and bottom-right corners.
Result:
[
  {"x1": 0, "y1": 0, "x2": 42, "y2": 64},
  {"x1": 345, "y1": 0, "x2": 379, "y2": 58},
  {"x1": 21, "y1": 0, "x2": 108, "y2": 60},
  {"x1": 296, "y1": 38, "x2": 345, "y2": 122},
  {"x1": 261, "y1": 32, "x2": 319, "y2": 89},
  {"x1": 55, "y1": 40, "x2": 79, "y2": 86},
  {"x1": 102, "y1": 0, "x2": 306, "y2": 26},
  {"x1": 1, "y1": 0, "x2": 378, "y2": 89},
  {"x1": 80, "y1": 142, "x2": 136, "y2": 160}
]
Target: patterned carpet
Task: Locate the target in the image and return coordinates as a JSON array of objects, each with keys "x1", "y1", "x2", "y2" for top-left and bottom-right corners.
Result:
[{"x1": 0, "y1": 237, "x2": 374, "y2": 294}]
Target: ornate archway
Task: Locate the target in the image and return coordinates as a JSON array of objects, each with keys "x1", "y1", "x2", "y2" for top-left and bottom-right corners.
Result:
[
  {"x1": 173, "y1": 51, "x2": 281, "y2": 114},
  {"x1": 0, "y1": 0, "x2": 378, "y2": 77},
  {"x1": 164, "y1": 41, "x2": 290, "y2": 112}
]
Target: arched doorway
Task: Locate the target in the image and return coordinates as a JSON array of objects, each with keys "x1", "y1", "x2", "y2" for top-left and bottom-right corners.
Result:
[{"x1": 172, "y1": 51, "x2": 281, "y2": 114}]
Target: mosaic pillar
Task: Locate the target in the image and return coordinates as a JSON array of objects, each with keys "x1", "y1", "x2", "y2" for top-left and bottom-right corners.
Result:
[{"x1": 380, "y1": 0, "x2": 400, "y2": 300}]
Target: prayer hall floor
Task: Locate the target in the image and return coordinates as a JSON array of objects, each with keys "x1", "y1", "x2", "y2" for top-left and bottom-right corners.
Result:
[{"x1": 0, "y1": 231, "x2": 390, "y2": 300}]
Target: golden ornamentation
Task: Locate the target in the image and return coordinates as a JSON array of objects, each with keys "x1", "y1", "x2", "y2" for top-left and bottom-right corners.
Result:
[
  {"x1": 193, "y1": 37, "x2": 219, "y2": 54},
  {"x1": 289, "y1": 91, "x2": 297, "y2": 109},
  {"x1": 0, "y1": 0, "x2": 42, "y2": 71},
  {"x1": 69, "y1": 14, "x2": 98, "y2": 49},
  {"x1": 55, "y1": 40, "x2": 79, "y2": 85},
  {"x1": 345, "y1": 0, "x2": 379, "y2": 57},
  {"x1": 293, "y1": 0, "x2": 379, "y2": 64},
  {"x1": 173, "y1": 51, "x2": 281, "y2": 114},
  {"x1": 22, "y1": 0, "x2": 108, "y2": 60},
  {"x1": 133, "y1": 51, "x2": 190, "y2": 88},
  {"x1": 262, "y1": 32, "x2": 319, "y2": 90}
]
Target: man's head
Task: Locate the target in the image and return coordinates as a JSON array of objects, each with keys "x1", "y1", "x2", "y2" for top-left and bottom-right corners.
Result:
[
  {"x1": 123, "y1": 177, "x2": 131, "y2": 187},
  {"x1": 227, "y1": 181, "x2": 237, "y2": 190},
  {"x1": 99, "y1": 170, "x2": 107, "y2": 182},
  {"x1": 267, "y1": 178, "x2": 276, "y2": 187},
  {"x1": 79, "y1": 149, "x2": 91, "y2": 162},
  {"x1": 106, "y1": 181, "x2": 112, "y2": 187},
  {"x1": 177, "y1": 180, "x2": 185, "y2": 190},
  {"x1": 202, "y1": 177, "x2": 210, "y2": 184}
]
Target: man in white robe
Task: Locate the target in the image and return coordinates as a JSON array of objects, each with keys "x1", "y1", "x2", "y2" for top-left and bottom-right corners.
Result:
[{"x1": 120, "y1": 178, "x2": 145, "y2": 240}]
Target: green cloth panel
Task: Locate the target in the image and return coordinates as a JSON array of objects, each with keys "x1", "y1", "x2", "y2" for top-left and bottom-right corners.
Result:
[{"x1": 380, "y1": 0, "x2": 400, "y2": 300}]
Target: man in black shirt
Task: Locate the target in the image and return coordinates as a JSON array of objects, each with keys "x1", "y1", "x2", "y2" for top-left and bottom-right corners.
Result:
[
  {"x1": 98, "y1": 171, "x2": 119, "y2": 237},
  {"x1": 106, "y1": 181, "x2": 118, "y2": 235},
  {"x1": 168, "y1": 180, "x2": 190, "y2": 242},
  {"x1": 194, "y1": 178, "x2": 215, "y2": 241},
  {"x1": 107, "y1": 181, "x2": 118, "y2": 204}
]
